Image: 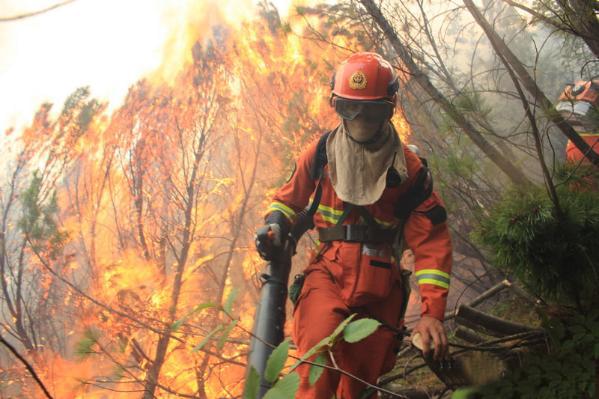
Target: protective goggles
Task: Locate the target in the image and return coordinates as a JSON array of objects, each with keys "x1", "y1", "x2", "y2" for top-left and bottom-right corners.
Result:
[{"x1": 332, "y1": 97, "x2": 395, "y2": 122}]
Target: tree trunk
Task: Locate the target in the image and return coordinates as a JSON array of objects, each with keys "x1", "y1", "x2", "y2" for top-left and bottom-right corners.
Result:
[
  {"x1": 562, "y1": 0, "x2": 599, "y2": 59},
  {"x1": 463, "y1": 0, "x2": 599, "y2": 166},
  {"x1": 359, "y1": 0, "x2": 533, "y2": 187}
]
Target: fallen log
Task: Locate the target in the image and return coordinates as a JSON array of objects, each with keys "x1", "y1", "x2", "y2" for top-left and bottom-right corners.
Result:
[
  {"x1": 455, "y1": 304, "x2": 541, "y2": 337},
  {"x1": 454, "y1": 326, "x2": 485, "y2": 344}
]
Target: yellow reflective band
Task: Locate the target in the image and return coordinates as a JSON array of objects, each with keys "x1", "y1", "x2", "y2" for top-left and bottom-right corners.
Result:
[
  {"x1": 578, "y1": 132, "x2": 599, "y2": 137},
  {"x1": 417, "y1": 278, "x2": 449, "y2": 289},
  {"x1": 269, "y1": 201, "x2": 296, "y2": 222},
  {"x1": 415, "y1": 269, "x2": 450, "y2": 279},
  {"x1": 316, "y1": 204, "x2": 396, "y2": 228},
  {"x1": 317, "y1": 203, "x2": 344, "y2": 215},
  {"x1": 416, "y1": 268, "x2": 450, "y2": 289},
  {"x1": 317, "y1": 211, "x2": 339, "y2": 224}
]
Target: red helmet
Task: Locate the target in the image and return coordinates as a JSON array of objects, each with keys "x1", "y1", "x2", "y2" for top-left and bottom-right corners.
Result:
[{"x1": 331, "y1": 52, "x2": 399, "y2": 100}]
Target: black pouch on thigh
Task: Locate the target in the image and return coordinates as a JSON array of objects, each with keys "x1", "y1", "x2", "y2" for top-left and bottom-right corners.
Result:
[{"x1": 289, "y1": 273, "x2": 306, "y2": 307}]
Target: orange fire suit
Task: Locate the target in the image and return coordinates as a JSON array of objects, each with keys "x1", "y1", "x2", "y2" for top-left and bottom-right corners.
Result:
[
  {"x1": 566, "y1": 134, "x2": 599, "y2": 164},
  {"x1": 266, "y1": 134, "x2": 452, "y2": 399}
]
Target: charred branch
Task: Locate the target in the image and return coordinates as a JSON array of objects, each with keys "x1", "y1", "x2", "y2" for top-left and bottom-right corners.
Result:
[
  {"x1": 454, "y1": 304, "x2": 541, "y2": 338},
  {"x1": 0, "y1": 335, "x2": 54, "y2": 399}
]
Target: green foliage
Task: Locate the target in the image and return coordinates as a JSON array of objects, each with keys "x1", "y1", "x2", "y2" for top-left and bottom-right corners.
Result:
[
  {"x1": 343, "y1": 318, "x2": 381, "y2": 343},
  {"x1": 477, "y1": 310, "x2": 599, "y2": 399},
  {"x1": 217, "y1": 319, "x2": 238, "y2": 350},
  {"x1": 474, "y1": 172, "x2": 599, "y2": 308},
  {"x1": 265, "y1": 339, "x2": 291, "y2": 383},
  {"x1": 223, "y1": 287, "x2": 238, "y2": 315},
  {"x1": 473, "y1": 168, "x2": 599, "y2": 398},
  {"x1": 62, "y1": 87, "x2": 91, "y2": 117},
  {"x1": 60, "y1": 86, "x2": 102, "y2": 135},
  {"x1": 453, "y1": 91, "x2": 492, "y2": 118},
  {"x1": 290, "y1": 313, "x2": 357, "y2": 371},
  {"x1": 452, "y1": 387, "x2": 479, "y2": 399},
  {"x1": 74, "y1": 328, "x2": 100, "y2": 359},
  {"x1": 192, "y1": 325, "x2": 223, "y2": 352},
  {"x1": 308, "y1": 353, "x2": 327, "y2": 386},
  {"x1": 243, "y1": 314, "x2": 381, "y2": 399},
  {"x1": 262, "y1": 372, "x2": 300, "y2": 399},
  {"x1": 184, "y1": 300, "x2": 381, "y2": 398},
  {"x1": 243, "y1": 366, "x2": 260, "y2": 399},
  {"x1": 77, "y1": 99, "x2": 101, "y2": 132},
  {"x1": 171, "y1": 302, "x2": 216, "y2": 331},
  {"x1": 18, "y1": 171, "x2": 68, "y2": 259}
]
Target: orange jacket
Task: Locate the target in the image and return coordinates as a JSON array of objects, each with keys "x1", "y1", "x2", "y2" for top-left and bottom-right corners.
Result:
[
  {"x1": 566, "y1": 134, "x2": 599, "y2": 164},
  {"x1": 266, "y1": 134, "x2": 453, "y2": 320}
]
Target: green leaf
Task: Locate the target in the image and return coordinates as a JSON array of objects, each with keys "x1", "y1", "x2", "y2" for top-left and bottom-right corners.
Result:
[
  {"x1": 290, "y1": 314, "x2": 357, "y2": 371},
  {"x1": 330, "y1": 314, "x2": 357, "y2": 343},
  {"x1": 343, "y1": 318, "x2": 381, "y2": 343},
  {"x1": 308, "y1": 353, "x2": 327, "y2": 386},
  {"x1": 263, "y1": 372, "x2": 300, "y2": 399},
  {"x1": 171, "y1": 302, "x2": 216, "y2": 331},
  {"x1": 192, "y1": 325, "x2": 224, "y2": 352},
  {"x1": 217, "y1": 319, "x2": 238, "y2": 350},
  {"x1": 265, "y1": 339, "x2": 291, "y2": 383},
  {"x1": 451, "y1": 387, "x2": 479, "y2": 399},
  {"x1": 243, "y1": 366, "x2": 260, "y2": 399},
  {"x1": 223, "y1": 287, "x2": 238, "y2": 315},
  {"x1": 290, "y1": 335, "x2": 330, "y2": 372}
]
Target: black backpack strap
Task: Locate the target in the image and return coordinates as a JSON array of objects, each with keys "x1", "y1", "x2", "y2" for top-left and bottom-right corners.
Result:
[
  {"x1": 309, "y1": 131, "x2": 331, "y2": 180},
  {"x1": 289, "y1": 131, "x2": 331, "y2": 241},
  {"x1": 395, "y1": 165, "x2": 447, "y2": 225},
  {"x1": 394, "y1": 166, "x2": 433, "y2": 220},
  {"x1": 305, "y1": 130, "x2": 331, "y2": 218}
]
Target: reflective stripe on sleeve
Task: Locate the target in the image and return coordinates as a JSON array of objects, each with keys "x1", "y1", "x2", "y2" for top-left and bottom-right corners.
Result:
[
  {"x1": 268, "y1": 201, "x2": 296, "y2": 222},
  {"x1": 415, "y1": 269, "x2": 450, "y2": 289}
]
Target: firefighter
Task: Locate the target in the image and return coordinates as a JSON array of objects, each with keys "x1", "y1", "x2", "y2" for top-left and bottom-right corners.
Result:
[
  {"x1": 255, "y1": 52, "x2": 453, "y2": 398},
  {"x1": 556, "y1": 78, "x2": 599, "y2": 164}
]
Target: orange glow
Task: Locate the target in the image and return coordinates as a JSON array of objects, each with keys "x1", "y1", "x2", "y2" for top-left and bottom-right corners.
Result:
[{"x1": 3, "y1": 2, "x2": 414, "y2": 398}]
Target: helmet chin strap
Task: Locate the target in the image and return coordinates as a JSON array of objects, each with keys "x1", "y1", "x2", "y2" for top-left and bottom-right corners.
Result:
[{"x1": 343, "y1": 120, "x2": 388, "y2": 146}]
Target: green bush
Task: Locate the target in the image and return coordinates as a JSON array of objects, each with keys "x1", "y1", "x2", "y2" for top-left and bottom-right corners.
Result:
[
  {"x1": 474, "y1": 171, "x2": 599, "y2": 310},
  {"x1": 470, "y1": 167, "x2": 599, "y2": 398}
]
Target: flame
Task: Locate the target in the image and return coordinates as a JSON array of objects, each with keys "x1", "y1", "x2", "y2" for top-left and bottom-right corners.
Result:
[{"x1": 2, "y1": 1, "x2": 414, "y2": 398}]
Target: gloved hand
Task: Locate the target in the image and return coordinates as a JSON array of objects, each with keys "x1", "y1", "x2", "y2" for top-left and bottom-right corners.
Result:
[{"x1": 255, "y1": 223, "x2": 285, "y2": 260}]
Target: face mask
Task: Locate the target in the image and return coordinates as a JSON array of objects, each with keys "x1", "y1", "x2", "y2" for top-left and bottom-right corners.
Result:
[{"x1": 344, "y1": 117, "x2": 383, "y2": 143}]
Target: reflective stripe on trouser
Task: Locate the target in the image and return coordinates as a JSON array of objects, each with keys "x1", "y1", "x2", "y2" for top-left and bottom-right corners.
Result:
[{"x1": 292, "y1": 255, "x2": 403, "y2": 399}]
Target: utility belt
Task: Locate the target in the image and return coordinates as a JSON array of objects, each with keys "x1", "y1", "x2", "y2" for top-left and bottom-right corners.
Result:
[{"x1": 317, "y1": 224, "x2": 397, "y2": 244}]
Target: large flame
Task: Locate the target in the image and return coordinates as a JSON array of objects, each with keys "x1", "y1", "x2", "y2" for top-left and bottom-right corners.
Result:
[{"x1": 1, "y1": 1, "x2": 412, "y2": 398}]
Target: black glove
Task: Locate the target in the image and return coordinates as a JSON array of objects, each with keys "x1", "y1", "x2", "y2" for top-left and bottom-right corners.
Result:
[
  {"x1": 255, "y1": 224, "x2": 282, "y2": 260},
  {"x1": 255, "y1": 211, "x2": 290, "y2": 260}
]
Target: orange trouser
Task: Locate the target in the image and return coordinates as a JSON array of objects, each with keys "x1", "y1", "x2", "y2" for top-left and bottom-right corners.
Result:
[{"x1": 292, "y1": 246, "x2": 404, "y2": 399}]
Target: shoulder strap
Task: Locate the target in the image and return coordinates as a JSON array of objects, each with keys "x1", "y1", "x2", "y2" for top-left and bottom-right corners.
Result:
[
  {"x1": 309, "y1": 131, "x2": 331, "y2": 180},
  {"x1": 394, "y1": 166, "x2": 433, "y2": 220},
  {"x1": 305, "y1": 130, "x2": 331, "y2": 218}
]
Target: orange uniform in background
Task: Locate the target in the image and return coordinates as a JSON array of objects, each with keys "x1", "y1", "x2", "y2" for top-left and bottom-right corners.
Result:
[
  {"x1": 266, "y1": 136, "x2": 453, "y2": 398},
  {"x1": 556, "y1": 79, "x2": 599, "y2": 164}
]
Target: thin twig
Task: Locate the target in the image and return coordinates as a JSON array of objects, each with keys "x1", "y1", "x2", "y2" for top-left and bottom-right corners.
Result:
[
  {"x1": 0, "y1": 0, "x2": 78, "y2": 22},
  {"x1": 0, "y1": 335, "x2": 54, "y2": 399}
]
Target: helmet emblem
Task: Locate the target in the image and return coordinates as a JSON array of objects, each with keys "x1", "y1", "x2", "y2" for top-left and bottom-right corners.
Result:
[{"x1": 349, "y1": 71, "x2": 367, "y2": 90}]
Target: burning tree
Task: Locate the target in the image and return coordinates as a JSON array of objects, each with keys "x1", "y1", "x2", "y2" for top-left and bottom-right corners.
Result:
[{"x1": 0, "y1": 6, "x2": 361, "y2": 398}]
